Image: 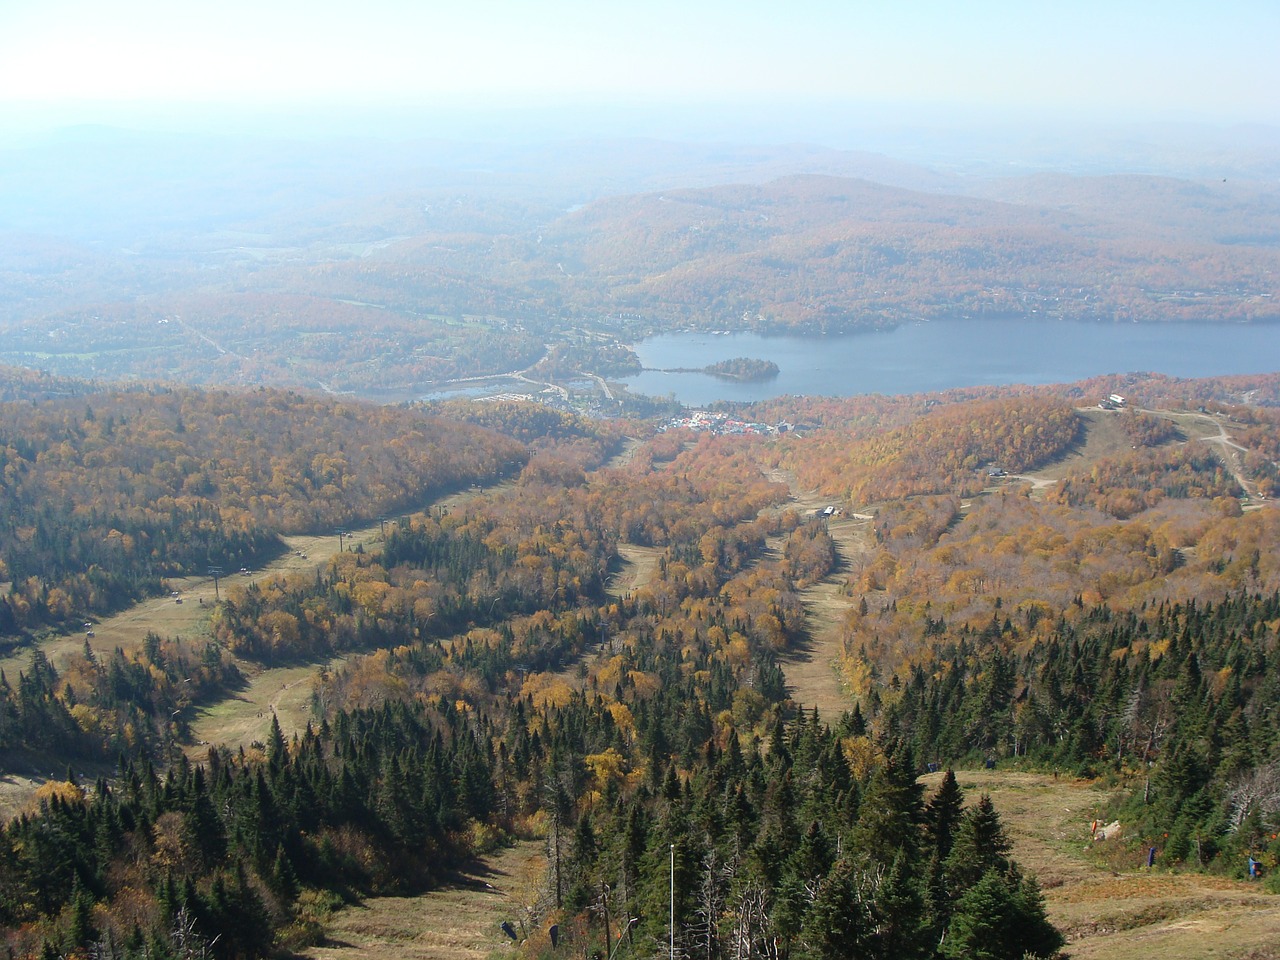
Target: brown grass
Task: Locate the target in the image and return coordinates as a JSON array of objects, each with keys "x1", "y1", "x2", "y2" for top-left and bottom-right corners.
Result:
[
  {"x1": 923, "y1": 770, "x2": 1280, "y2": 960},
  {"x1": 779, "y1": 514, "x2": 873, "y2": 723},
  {"x1": 0, "y1": 528, "x2": 382, "y2": 682},
  {"x1": 0, "y1": 773, "x2": 43, "y2": 825},
  {"x1": 301, "y1": 841, "x2": 545, "y2": 960},
  {"x1": 608, "y1": 544, "x2": 662, "y2": 599},
  {"x1": 186, "y1": 659, "x2": 342, "y2": 762},
  {"x1": 1034, "y1": 407, "x2": 1139, "y2": 482},
  {"x1": 762, "y1": 467, "x2": 873, "y2": 723}
]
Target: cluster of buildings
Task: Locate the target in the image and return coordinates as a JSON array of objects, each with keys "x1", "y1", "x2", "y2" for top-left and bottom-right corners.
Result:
[{"x1": 659, "y1": 410, "x2": 792, "y2": 436}]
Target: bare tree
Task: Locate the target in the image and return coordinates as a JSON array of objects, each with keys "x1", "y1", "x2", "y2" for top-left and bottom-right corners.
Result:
[
  {"x1": 1123, "y1": 678, "x2": 1176, "y2": 765},
  {"x1": 169, "y1": 905, "x2": 218, "y2": 960},
  {"x1": 1228, "y1": 761, "x2": 1280, "y2": 832},
  {"x1": 691, "y1": 848, "x2": 732, "y2": 960},
  {"x1": 731, "y1": 882, "x2": 778, "y2": 960}
]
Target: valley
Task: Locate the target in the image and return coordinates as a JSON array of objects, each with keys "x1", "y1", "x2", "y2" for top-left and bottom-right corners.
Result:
[
  {"x1": 1, "y1": 28, "x2": 1278, "y2": 960},
  {"x1": 3, "y1": 368, "x2": 1280, "y2": 960}
]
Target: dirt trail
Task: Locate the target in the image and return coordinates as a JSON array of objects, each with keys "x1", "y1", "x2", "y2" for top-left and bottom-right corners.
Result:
[
  {"x1": 303, "y1": 841, "x2": 546, "y2": 960},
  {"x1": 926, "y1": 770, "x2": 1280, "y2": 960},
  {"x1": 1178, "y1": 409, "x2": 1263, "y2": 502},
  {"x1": 1, "y1": 483, "x2": 505, "y2": 804},
  {"x1": 607, "y1": 544, "x2": 662, "y2": 600},
  {"x1": 0, "y1": 527, "x2": 382, "y2": 683},
  {"x1": 764, "y1": 468, "x2": 873, "y2": 722},
  {"x1": 1008, "y1": 406, "x2": 1268, "y2": 512}
]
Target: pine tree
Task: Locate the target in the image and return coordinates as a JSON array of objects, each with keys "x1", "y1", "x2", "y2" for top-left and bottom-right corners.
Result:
[
  {"x1": 944, "y1": 794, "x2": 1012, "y2": 896},
  {"x1": 941, "y1": 869, "x2": 1062, "y2": 960},
  {"x1": 924, "y1": 769, "x2": 965, "y2": 860},
  {"x1": 796, "y1": 858, "x2": 872, "y2": 960}
]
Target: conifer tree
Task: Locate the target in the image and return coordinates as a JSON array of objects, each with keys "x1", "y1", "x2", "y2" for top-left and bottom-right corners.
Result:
[
  {"x1": 941, "y1": 869, "x2": 1062, "y2": 960},
  {"x1": 924, "y1": 769, "x2": 965, "y2": 860},
  {"x1": 852, "y1": 758, "x2": 922, "y2": 867},
  {"x1": 944, "y1": 793, "x2": 1013, "y2": 896},
  {"x1": 796, "y1": 858, "x2": 871, "y2": 960},
  {"x1": 868, "y1": 849, "x2": 928, "y2": 960}
]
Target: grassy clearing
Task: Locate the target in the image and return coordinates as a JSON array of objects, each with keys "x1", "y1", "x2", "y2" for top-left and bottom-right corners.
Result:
[
  {"x1": 608, "y1": 544, "x2": 662, "y2": 599},
  {"x1": 0, "y1": 773, "x2": 43, "y2": 824},
  {"x1": 0, "y1": 577, "x2": 216, "y2": 680},
  {"x1": 1031, "y1": 407, "x2": 1138, "y2": 482},
  {"x1": 186, "y1": 660, "x2": 341, "y2": 761},
  {"x1": 781, "y1": 515, "x2": 872, "y2": 723},
  {"x1": 764, "y1": 467, "x2": 873, "y2": 723},
  {"x1": 924, "y1": 770, "x2": 1280, "y2": 960},
  {"x1": 301, "y1": 841, "x2": 546, "y2": 960},
  {"x1": 0, "y1": 525, "x2": 381, "y2": 682}
]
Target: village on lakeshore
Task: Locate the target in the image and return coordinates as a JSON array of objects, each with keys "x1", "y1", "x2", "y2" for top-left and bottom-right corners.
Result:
[{"x1": 658, "y1": 409, "x2": 794, "y2": 436}]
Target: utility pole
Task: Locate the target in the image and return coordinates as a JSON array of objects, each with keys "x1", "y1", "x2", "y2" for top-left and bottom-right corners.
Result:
[
  {"x1": 601, "y1": 882, "x2": 611, "y2": 957},
  {"x1": 670, "y1": 843, "x2": 675, "y2": 960},
  {"x1": 609, "y1": 918, "x2": 637, "y2": 960},
  {"x1": 208, "y1": 566, "x2": 223, "y2": 602}
]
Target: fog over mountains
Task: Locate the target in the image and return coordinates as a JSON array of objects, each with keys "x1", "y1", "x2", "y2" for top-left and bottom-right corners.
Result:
[{"x1": 1, "y1": 120, "x2": 1277, "y2": 393}]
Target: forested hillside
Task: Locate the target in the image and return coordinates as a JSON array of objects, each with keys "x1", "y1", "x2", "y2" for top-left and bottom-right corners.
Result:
[
  {"x1": 1, "y1": 407, "x2": 1063, "y2": 960},
  {"x1": 0, "y1": 374, "x2": 527, "y2": 637},
  {"x1": 2, "y1": 374, "x2": 1280, "y2": 959},
  {"x1": 4, "y1": 153, "x2": 1280, "y2": 395},
  {"x1": 879, "y1": 593, "x2": 1280, "y2": 871},
  {"x1": 539, "y1": 175, "x2": 1280, "y2": 329}
]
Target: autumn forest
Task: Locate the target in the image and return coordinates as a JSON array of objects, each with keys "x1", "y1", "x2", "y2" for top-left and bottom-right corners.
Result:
[
  {"x1": 3, "y1": 128, "x2": 1280, "y2": 960},
  {"x1": 1, "y1": 356, "x2": 1279, "y2": 960}
]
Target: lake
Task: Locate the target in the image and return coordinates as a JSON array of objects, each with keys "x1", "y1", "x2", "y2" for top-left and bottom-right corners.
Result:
[{"x1": 621, "y1": 318, "x2": 1280, "y2": 406}]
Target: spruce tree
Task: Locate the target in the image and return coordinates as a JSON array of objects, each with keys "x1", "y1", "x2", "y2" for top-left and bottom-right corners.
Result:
[
  {"x1": 867, "y1": 849, "x2": 927, "y2": 960},
  {"x1": 796, "y1": 858, "x2": 872, "y2": 960},
  {"x1": 941, "y1": 869, "x2": 1062, "y2": 960},
  {"x1": 924, "y1": 769, "x2": 965, "y2": 860},
  {"x1": 851, "y1": 759, "x2": 921, "y2": 867},
  {"x1": 944, "y1": 793, "x2": 1012, "y2": 896}
]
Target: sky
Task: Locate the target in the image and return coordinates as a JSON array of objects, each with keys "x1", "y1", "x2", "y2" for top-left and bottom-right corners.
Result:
[{"x1": 1, "y1": 0, "x2": 1277, "y2": 138}]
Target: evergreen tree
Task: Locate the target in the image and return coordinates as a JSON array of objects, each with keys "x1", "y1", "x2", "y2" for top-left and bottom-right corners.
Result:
[
  {"x1": 852, "y1": 758, "x2": 922, "y2": 867},
  {"x1": 941, "y1": 869, "x2": 1062, "y2": 960},
  {"x1": 796, "y1": 858, "x2": 872, "y2": 960},
  {"x1": 924, "y1": 769, "x2": 965, "y2": 860},
  {"x1": 867, "y1": 849, "x2": 928, "y2": 960},
  {"x1": 944, "y1": 794, "x2": 1012, "y2": 896},
  {"x1": 65, "y1": 875, "x2": 97, "y2": 954}
]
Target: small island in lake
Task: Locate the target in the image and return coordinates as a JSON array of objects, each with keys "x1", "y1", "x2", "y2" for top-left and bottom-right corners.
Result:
[{"x1": 704, "y1": 357, "x2": 780, "y2": 381}]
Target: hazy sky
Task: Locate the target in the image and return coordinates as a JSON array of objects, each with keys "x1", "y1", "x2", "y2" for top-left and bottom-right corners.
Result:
[{"x1": 1, "y1": 0, "x2": 1277, "y2": 132}]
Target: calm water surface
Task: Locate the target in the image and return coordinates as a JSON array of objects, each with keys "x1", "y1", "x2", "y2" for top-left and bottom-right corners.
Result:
[{"x1": 622, "y1": 319, "x2": 1280, "y2": 406}]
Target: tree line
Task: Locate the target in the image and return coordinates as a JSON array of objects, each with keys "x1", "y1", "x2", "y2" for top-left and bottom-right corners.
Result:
[
  {"x1": 1, "y1": 425, "x2": 1062, "y2": 959},
  {"x1": 0, "y1": 381, "x2": 528, "y2": 638},
  {"x1": 873, "y1": 591, "x2": 1280, "y2": 880}
]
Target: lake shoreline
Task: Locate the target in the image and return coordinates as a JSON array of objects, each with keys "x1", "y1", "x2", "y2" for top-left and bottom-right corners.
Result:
[{"x1": 622, "y1": 318, "x2": 1280, "y2": 406}]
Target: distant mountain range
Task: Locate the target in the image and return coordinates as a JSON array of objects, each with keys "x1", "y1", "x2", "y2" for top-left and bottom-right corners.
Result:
[
  {"x1": 1, "y1": 131, "x2": 1278, "y2": 390},
  {"x1": 523, "y1": 173, "x2": 1280, "y2": 328}
]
